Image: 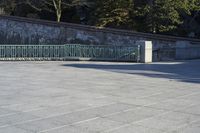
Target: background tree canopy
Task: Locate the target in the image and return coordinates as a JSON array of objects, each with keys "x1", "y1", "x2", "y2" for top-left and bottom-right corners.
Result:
[{"x1": 0, "y1": 0, "x2": 200, "y2": 38}]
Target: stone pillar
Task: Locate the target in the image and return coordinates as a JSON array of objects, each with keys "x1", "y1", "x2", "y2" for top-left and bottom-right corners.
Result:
[{"x1": 137, "y1": 41, "x2": 153, "y2": 63}]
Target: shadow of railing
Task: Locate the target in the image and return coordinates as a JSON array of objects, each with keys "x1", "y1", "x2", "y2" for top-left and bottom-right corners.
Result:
[{"x1": 62, "y1": 60, "x2": 200, "y2": 84}]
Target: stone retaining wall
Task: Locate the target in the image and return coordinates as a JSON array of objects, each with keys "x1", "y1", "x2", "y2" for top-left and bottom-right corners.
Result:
[{"x1": 0, "y1": 15, "x2": 200, "y2": 61}]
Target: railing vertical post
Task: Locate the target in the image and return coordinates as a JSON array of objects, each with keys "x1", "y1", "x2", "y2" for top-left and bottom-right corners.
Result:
[{"x1": 137, "y1": 45, "x2": 140, "y2": 63}]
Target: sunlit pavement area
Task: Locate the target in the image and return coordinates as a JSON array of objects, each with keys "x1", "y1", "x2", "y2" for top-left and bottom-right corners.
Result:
[{"x1": 0, "y1": 60, "x2": 200, "y2": 133}]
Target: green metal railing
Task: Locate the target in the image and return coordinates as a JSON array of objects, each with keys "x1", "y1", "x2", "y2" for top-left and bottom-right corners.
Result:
[
  {"x1": 0, "y1": 45, "x2": 65, "y2": 60},
  {"x1": 0, "y1": 44, "x2": 140, "y2": 62},
  {"x1": 65, "y1": 44, "x2": 140, "y2": 61}
]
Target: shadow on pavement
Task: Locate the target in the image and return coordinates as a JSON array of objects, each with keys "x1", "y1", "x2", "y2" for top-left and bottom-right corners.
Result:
[{"x1": 62, "y1": 60, "x2": 200, "y2": 84}]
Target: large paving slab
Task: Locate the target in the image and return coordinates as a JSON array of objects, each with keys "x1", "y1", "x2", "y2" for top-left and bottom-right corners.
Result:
[{"x1": 0, "y1": 60, "x2": 199, "y2": 133}]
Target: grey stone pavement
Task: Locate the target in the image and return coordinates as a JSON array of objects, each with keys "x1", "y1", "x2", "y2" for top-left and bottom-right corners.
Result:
[{"x1": 0, "y1": 60, "x2": 200, "y2": 133}]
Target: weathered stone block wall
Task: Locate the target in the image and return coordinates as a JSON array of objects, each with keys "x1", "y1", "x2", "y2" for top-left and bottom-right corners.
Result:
[{"x1": 0, "y1": 15, "x2": 200, "y2": 61}]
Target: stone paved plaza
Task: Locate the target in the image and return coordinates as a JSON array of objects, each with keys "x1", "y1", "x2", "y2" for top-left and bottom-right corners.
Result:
[{"x1": 0, "y1": 60, "x2": 200, "y2": 133}]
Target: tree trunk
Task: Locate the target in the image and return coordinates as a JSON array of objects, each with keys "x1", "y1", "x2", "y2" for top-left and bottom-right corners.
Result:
[
  {"x1": 56, "y1": 10, "x2": 61, "y2": 22},
  {"x1": 53, "y1": 0, "x2": 62, "y2": 22}
]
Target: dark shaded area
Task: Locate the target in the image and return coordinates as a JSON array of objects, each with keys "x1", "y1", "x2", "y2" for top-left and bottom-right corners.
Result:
[
  {"x1": 63, "y1": 60, "x2": 200, "y2": 84},
  {"x1": 0, "y1": 0, "x2": 200, "y2": 38}
]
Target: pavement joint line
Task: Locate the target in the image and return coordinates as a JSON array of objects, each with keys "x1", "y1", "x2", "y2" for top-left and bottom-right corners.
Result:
[
  {"x1": 1, "y1": 104, "x2": 30, "y2": 108},
  {"x1": 101, "y1": 110, "x2": 172, "y2": 133},
  {"x1": 40, "y1": 105, "x2": 169, "y2": 133},
  {"x1": 108, "y1": 123, "x2": 169, "y2": 133},
  {"x1": 135, "y1": 118, "x2": 200, "y2": 133},
  {"x1": 0, "y1": 124, "x2": 10, "y2": 129},
  {"x1": 175, "y1": 91, "x2": 200, "y2": 99},
  {"x1": 111, "y1": 96, "x2": 161, "y2": 107},
  {"x1": 39, "y1": 106, "x2": 138, "y2": 133},
  {"x1": 140, "y1": 91, "x2": 200, "y2": 107},
  {"x1": 0, "y1": 103, "x2": 24, "y2": 108},
  {"x1": 113, "y1": 101, "x2": 142, "y2": 107},
  {"x1": 134, "y1": 112, "x2": 200, "y2": 132},
  {"x1": 0, "y1": 113, "x2": 19, "y2": 118},
  {"x1": 0, "y1": 102, "x2": 117, "y2": 129},
  {"x1": 106, "y1": 88, "x2": 194, "y2": 101},
  {"x1": 96, "y1": 96, "x2": 108, "y2": 99},
  {"x1": 14, "y1": 125, "x2": 36, "y2": 133},
  {"x1": 169, "y1": 119, "x2": 200, "y2": 133},
  {"x1": 131, "y1": 92, "x2": 166, "y2": 99},
  {"x1": 0, "y1": 107, "x2": 47, "y2": 118},
  {"x1": 0, "y1": 102, "x2": 72, "y2": 118},
  {"x1": 116, "y1": 101, "x2": 158, "y2": 107},
  {"x1": 143, "y1": 103, "x2": 200, "y2": 116}
]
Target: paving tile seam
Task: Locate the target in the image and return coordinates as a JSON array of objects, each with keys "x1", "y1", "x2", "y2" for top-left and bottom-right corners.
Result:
[
  {"x1": 0, "y1": 103, "x2": 23, "y2": 107},
  {"x1": 7, "y1": 101, "x2": 73, "y2": 110},
  {"x1": 133, "y1": 114, "x2": 200, "y2": 133},
  {"x1": 166, "y1": 119, "x2": 200, "y2": 133},
  {"x1": 0, "y1": 102, "x2": 73, "y2": 118},
  {"x1": 133, "y1": 125, "x2": 168, "y2": 133},
  {"x1": 117, "y1": 101, "x2": 159, "y2": 107},
  {"x1": 132, "y1": 92, "x2": 167, "y2": 99},
  {"x1": 100, "y1": 108, "x2": 168, "y2": 125},
  {"x1": 106, "y1": 92, "x2": 166, "y2": 100},
  {"x1": 104, "y1": 124, "x2": 168, "y2": 133},
  {"x1": 0, "y1": 107, "x2": 46, "y2": 117},
  {"x1": 141, "y1": 92, "x2": 200, "y2": 107},
  {"x1": 0, "y1": 102, "x2": 117, "y2": 129},
  {"x1": 103, "y1": 89, "x2": 200, "y2": 103},
  {"x1": 79, "y1": 88, "x2": 166, "y2": 99},
  {"x1": 101, "y1": 110, "x2": 172, "y2": 133},
  {"x1": 14, "y1": 125, "x2": 37, "y2": 133},
  {"x1": 144, "y1": 103, "x2": 200, "y2": 116},
  {"x1": 38, "y1": 107, "x2": 136, "y2": 133},
  {"x1": 38, "y1": 117, "x2": 102, "y2": 133},
  {"x1": 0, "y1": 92, "x2": 196, "y2": 120},
  {"x1": 175, "y1": 91, "x2": 200, "y2": 99},
  {"x1": 115, "y1": 101, "x2": 145, "y2": 107},
  {"x1": 100, "y1": 107, "x2": 165, "y2": 120},
  {"x1": 0, "y1": 103, "x2": 24, "y2": 108},
  {"x1": 39, "y1": 107, "x2": 167, "y2": 133},
  {"x1": 0, "y1": 112, "x2": 20, "y2": 118}
]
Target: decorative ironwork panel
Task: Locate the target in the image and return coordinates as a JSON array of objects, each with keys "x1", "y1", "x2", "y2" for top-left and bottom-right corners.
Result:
[
  {"x1": 0, "y1": 45, "x2": 65, "y2": 60},
  {"x1": 0, "y1": 44, "x2": 140, "y2": 62},
  {"x1": 64, "y1": 44, "x2": 140, "y2": 62}
]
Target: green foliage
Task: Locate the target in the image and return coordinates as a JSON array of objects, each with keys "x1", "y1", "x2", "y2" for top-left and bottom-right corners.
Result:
[
  {"x1": 0, "y1": 0, "x2": 200, "y2": 37},
  {"x1": 144, "y1": 0, "x2": 183, "y2": 33},
  {"x1": 93, "y1": 0, "x2": 134, "y2": 29}
]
